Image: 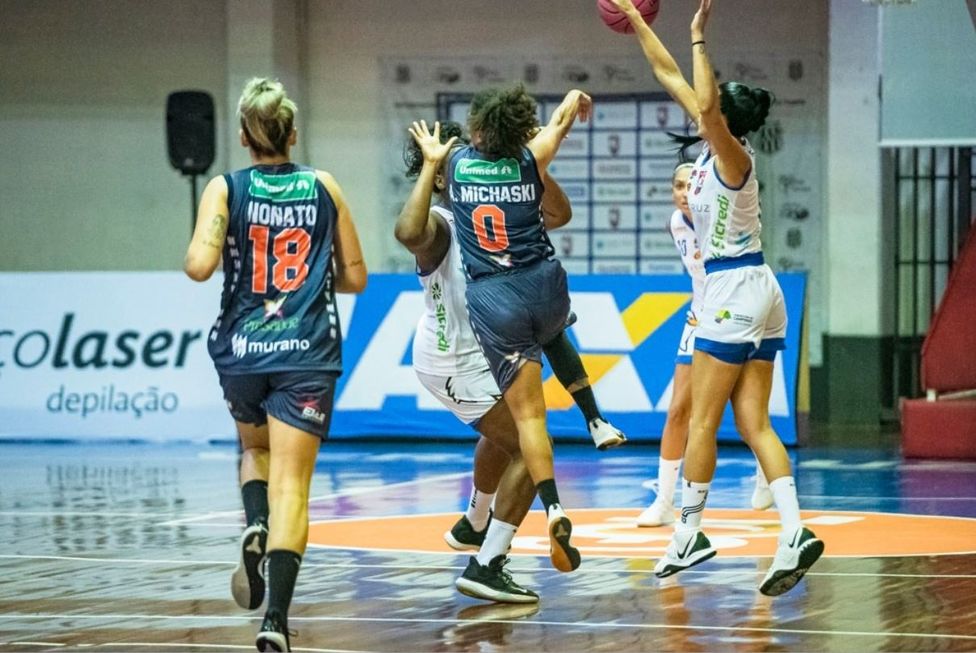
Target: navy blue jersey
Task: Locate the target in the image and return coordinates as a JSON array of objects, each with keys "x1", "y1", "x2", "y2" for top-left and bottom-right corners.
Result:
[
  {"x1": 208, "y1": 163, "x2": 342, "y2": 375},
  {"x1": 447, "y1": 145, "x2": 552, "y2": 280}
]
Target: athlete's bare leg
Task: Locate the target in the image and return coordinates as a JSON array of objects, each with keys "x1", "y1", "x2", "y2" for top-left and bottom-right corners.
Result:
[{"x1": 731, "y1": 360, "x2": 791, "y2": 482}]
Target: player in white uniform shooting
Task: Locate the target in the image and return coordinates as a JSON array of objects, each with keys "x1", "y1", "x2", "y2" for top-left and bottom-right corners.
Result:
[{"x1": 612, "y1": 0, "x2": 823, "y2": 596}]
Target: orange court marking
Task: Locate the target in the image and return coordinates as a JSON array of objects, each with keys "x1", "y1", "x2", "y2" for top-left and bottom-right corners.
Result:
[{"x1": 307, "y1": 509, "x2": 976, "y2": 559}]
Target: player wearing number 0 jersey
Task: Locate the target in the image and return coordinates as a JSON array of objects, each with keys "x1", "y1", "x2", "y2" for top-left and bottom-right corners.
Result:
[
  {"x1": 185, "y1": 77, "x2": 366, "y2": 652},
  {"x1": 443, "y1": 84, "x2": 594, "y2": 574},
  {"x1": 612, "y1": 0, "x2": 822, "y2": 597}
]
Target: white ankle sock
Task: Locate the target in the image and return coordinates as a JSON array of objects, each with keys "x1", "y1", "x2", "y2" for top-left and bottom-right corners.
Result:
[
  {"x1": 656, "y1": 457, "x2": 682, "y2": 505},
  {"x1": 476, "y1": 519, "x2": 517, "y2": 566},
  {"x1": 769, "y1": 476, "x2": 802, "y2": 537},
  {"x1": 466, "y1": 489, "x2": 494, "y2": 531},
  {"x1": 677, "y1": 479, "x2": 710, "y2": 532}
]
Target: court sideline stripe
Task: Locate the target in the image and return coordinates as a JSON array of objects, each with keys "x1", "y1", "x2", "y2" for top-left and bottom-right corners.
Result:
[
  {"x1": 2, "y1": 553, "x2": 976, "y2": 579},
  {"x1": 0, "y1": 613, "x2": 973, "y2": 642}
]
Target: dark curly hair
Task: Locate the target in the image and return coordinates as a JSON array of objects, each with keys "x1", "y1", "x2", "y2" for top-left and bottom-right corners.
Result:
[
  {"x1": 468, "y1": 84, "x2": 539, "y2": 159},
  {"x1": 403, "y1": 120, "x2": 468, "y2": 179}
]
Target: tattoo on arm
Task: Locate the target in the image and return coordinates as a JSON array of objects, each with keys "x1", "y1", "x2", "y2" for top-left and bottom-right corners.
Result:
[
  {"x1": 202, "y1": 214, "x2": 228, "y2": 249},
  {"x1": 339, "y1": 258, "x2": 364, "y2": 269}
]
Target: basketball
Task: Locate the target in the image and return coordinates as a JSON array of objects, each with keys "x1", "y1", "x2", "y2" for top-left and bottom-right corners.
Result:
[{"x1": 597, "y1": 0, "x2": 660, "y2": 34}]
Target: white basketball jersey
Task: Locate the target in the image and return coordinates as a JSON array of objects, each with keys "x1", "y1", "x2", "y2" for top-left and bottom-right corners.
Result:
[
  {"x1": 668, "y1": 209, "x2": 705, "y2": 322},
  {"x1": 412, "y1": 205, "x2": 490, "y2": 376},
  {"x1": 687, "y1": 141, "x2": 762, "y2": 262}
]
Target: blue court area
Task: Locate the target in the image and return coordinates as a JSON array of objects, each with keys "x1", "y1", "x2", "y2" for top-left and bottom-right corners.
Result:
[{"x1": 1, "y1": 437, "x2": 975, "y2": 651}]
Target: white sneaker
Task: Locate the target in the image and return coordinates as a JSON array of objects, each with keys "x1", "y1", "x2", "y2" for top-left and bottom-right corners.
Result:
[
  {"x1": 653, "y1": 529, "x2": 716, "y2": 578},
  {"x1": 588, "y1": 418, "x2": 627, "y2": 450},
  {"x1": 636, "y1": 498, "x2": 676, "y2": 527},
  {"x1": 759, "y1": 526, "x2": 824, "y2": 596},
  {"x1": 751, "y1": 481, "x2": 774, "y2": 511}
]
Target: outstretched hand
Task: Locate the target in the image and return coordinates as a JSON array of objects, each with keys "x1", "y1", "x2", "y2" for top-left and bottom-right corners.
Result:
[
  {"x1": 408, "y1": 120, "x2": 458, "y2": 165},
  {"x1": 571, "y1": 90, "x2": 593, "y2": 124},
  {"x1": 609, "y1": 0, "x2": 639, "y2": 15},
  {"x1": 691, "y1": 0, "x2": 712, "y2": 39}
]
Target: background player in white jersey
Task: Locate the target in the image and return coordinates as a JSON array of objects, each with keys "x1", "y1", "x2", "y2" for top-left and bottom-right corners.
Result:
[
  {"x1": 397, "y1": 120, "x2": 623, "y2": 601},
  {"x1": 612, "y1": 0, "x2": 823, "y2": 596},
  {"x1": 636, "y1": 162, "x2": 772, "y2": 527}
]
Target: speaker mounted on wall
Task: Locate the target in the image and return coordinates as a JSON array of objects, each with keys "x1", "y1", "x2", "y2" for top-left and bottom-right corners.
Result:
[{"x1": 166, "y1": 90, "x2": 215, "y2": 176}]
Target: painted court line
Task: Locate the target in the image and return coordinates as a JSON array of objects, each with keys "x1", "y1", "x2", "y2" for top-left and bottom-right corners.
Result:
[
  {"x1": 3, "y1": 553, "x2": 976, "y2": 579},
  {"x1": 0, "y1": 613, "x2": 972, "y2": 642},
  {"x1": 159, "y1": 471, "x2": 470, "y2": 526}
]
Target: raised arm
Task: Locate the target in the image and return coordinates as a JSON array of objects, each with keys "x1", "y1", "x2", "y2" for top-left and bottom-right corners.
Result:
[
  {"x1": 184, "y1": 175, "x2": 229, "y2": 282},
  {"x1": 527, "y1": 89, "x2": 592, "y2": 171},
  {"x1": 610, "y1": 0, "x2": 699, "y2": 121},
  {"x1": 318, "y1": 171, "x2": 367, "y2": 294},
  {"x1": 394, "y1": 121, "x2": 456, "y2": 272},
  {"x1": 690, "y1": 0, "x2": 751, "y2": 187},
  {"x1": 541, "y1": 174, "x2": 573, "y2": 230}
]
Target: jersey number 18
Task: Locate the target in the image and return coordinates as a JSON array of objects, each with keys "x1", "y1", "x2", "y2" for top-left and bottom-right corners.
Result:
[{"x1": 248, "y1": 225, "x2": 310, "y2": 293}]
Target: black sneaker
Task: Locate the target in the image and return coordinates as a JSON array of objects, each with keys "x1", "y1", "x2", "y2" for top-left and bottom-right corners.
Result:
[
  {"x1": 232, "y1": 523, "x2": 267, "y2": 610},
  {"x1": 547, "y1": 505, "x2": 581, "y2": 572},
  {"x1": 444, "y1": 513, "x2": 490, "y2": 551},
  {"x1": 455, "y1": 555, "x2": 540, "y2": 604},
  {"x1": 255, "y1": 610, "x2": 291, "y2": 652}
]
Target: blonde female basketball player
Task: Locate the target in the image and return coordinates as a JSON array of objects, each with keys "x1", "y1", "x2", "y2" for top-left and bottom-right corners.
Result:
[
  {"x1": 184, "y1": 78, "x2": 366, "y2": 650},
  {"x1": 611, "y1": 0, "x2": 823, "y2": 595}
]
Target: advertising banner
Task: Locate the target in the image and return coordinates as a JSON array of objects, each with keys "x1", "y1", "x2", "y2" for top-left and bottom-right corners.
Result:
[{"x1": 0, "y1": 272, "x2": 805, "y2": 444}]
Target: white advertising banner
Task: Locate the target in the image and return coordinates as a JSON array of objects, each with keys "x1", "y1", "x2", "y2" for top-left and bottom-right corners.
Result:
[{"x1": 0, "y1": 273, "x2": 233, "y2": 439}]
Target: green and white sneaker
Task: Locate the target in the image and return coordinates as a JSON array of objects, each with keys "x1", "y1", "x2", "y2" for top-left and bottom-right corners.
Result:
[
  {"x1": 759, "y1": 526, "x2": 824, "y2": 596},
  {"x1": 653, "y1": 529, "x2": 716, "y2": 578}
]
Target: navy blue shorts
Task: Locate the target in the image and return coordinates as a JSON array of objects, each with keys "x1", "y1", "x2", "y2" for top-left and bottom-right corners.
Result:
[
  {"x1": 465, "y1": 259, "x2": 571, "y2": 393},
  {"x1": 218, "y1": 370, "x2": 339, "y2": 440}
]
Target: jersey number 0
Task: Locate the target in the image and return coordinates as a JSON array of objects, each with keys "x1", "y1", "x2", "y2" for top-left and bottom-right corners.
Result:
[
  {"x1": 248, "y1": 225, "x2": 310, "y2": 293},
  {"x1": 472, "y1": 205, "x2": 509, "y2": 252}
]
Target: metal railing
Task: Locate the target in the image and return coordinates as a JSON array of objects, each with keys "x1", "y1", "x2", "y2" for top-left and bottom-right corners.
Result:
[{"x1": 885, "y1": 146, "x2": 974, "y2": 415}]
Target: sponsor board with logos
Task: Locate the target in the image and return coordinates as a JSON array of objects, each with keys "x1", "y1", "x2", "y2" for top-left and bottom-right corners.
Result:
[{"x1": 0, "y1": 272, "x2": 804, "y2": 443}]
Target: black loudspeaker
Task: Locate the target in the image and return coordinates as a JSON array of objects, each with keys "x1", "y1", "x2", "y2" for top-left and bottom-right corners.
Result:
[{"x1": 166, "y1": 90, "x2": 215, "y2": 175}]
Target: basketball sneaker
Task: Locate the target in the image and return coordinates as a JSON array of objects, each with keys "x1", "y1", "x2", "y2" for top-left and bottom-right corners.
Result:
[
  {"x1": 636, "y1": 497, "x2": 676, "y2": 527},
  {"x1": 547, "y1": 504, "x2": 581, "y2": 572},
  {"x1": 759, "y1": 526, "x2": 824, "y2": 596},
  {"x1": 588, "y1": 418, "x2": 627, "y2": 450},
  {"x1": 231, "y1": 522, "x2": 267, "y2": 610},
  {"x1": 255, "y1": 610, "x2": 292, "y2": 652},
  {"x1": 751, "y1": 477, "x2": 774, "y2": 511},
  {"x1": 653, "y1": 529, "x2": 717, "y2": 578},
  {"x1": 444, "y1": 512, "x2": 491, "y2": 551},
  {"x1": 455, "y1": 555, "x2": 539, "y2": 604}
]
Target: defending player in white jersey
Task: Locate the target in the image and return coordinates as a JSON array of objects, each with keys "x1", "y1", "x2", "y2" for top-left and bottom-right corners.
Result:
[
  {"x1": 636, "y1": 162, "x2": 772, "y2": 528},
  {"x1": 612, "y1": 0, "x2": 823, "y2": 596},
  {"x1": 396, "y1": 120, "x2": 624, "y2": 602}
]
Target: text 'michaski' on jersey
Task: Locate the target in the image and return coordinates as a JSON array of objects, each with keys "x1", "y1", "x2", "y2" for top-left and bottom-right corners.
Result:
[{"x1": 447, "y1": 146, "x2": 552, "y2": 280}]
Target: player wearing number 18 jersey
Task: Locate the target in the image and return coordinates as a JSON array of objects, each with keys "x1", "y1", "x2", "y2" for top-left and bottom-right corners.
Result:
[{"x1": 184, "y1": 77, "x2": 366, "y2": 652}]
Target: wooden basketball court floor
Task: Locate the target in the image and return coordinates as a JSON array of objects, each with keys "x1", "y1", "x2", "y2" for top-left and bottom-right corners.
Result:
[{"x1": 1, "y1": 434, "x2": 975, "y2": 652}]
